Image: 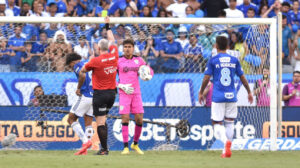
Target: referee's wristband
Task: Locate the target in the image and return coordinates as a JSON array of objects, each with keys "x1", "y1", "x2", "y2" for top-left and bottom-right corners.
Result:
[{"x1": 105, "y1": 23, "x2": 111, "y2": 30}]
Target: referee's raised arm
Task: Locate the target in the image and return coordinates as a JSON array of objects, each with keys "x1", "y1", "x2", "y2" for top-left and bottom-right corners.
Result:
[{"x1": 104, "y1": 16, "x2": 115, "y2": 44}]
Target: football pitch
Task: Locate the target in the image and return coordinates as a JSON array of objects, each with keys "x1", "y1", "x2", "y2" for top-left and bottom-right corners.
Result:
[{"x1": 0, "y1": 150, "x2": 300, "y2": 168}]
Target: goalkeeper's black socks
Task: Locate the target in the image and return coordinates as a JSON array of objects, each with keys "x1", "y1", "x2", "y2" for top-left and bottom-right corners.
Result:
[
  {"x1": 97, "y1": 125, "x2": 108, "y2": 151},
  {"x1": 124, "y1": 142, "x2": 129, "y2": 148}
]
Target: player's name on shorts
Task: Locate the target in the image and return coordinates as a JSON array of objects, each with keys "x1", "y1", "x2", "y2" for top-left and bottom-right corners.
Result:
[{"x1": 216, "y1": 63, "x2": 236, "y2": 68}]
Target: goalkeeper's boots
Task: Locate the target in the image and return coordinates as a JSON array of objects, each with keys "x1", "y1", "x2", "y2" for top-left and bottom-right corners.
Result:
[
  {"x1": 74, "y1": 140, "x2": 92, "y2": 155},
  {"x1": 121, "y1": 147, "x2": 130, "y2": 155},
  {"x1": 221, "y1": 140, "x2": 232, "y2": 158},
  {"x1": 94, "y1": 148, "x2": 109, "y2": 155},
  {"x1": 131, "y1": 143, "x2": 144, "y2": 155}
]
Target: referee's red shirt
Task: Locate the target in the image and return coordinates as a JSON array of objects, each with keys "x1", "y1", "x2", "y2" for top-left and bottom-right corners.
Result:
[{"x1": 85, "y1": 45, "x2": 118, "y2": 90}]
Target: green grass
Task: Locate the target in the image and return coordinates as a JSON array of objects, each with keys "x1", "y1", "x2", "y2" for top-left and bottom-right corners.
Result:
[{"x1": 0, "y1": 150, "x2": 300, "y2": 168}]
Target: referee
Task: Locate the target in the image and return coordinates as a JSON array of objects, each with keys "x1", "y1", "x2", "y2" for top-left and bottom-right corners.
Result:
[{"x1": 78, "y1": 17, "x2": 117, "y2": 155}]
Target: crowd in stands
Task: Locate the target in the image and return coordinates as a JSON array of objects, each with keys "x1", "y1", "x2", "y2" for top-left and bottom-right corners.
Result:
[{"x1": 0, "y1": 0, "x2": 300, "y2": 73}]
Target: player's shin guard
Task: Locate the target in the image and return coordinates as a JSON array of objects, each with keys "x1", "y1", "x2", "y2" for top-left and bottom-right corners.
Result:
[
  {"x1": 224, "y1": 120, "x2": 234, "y2": 141},
  {"x1": 133, "y1": 123, "x2": 143, "y2": 145},
  {"x1": 85, "y1": 125, "x2": 94, "y2": 140},
  {"x1": 122, "y1": 123, "x2": 129, "y2": 147},
  {"x1": 213, "y1": 124, "x2": 227, "y2": 144},
  {"x1": 97, "y1": 125, "x2": 108, "y2": 150},
  {"x1": 71, "y1": 122, "x2": 88, "y2": 144}
]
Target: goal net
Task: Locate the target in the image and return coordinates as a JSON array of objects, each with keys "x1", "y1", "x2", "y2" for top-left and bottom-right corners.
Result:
[{"x1": 0, "y1": 17, "x2": 278, "y2": 151}]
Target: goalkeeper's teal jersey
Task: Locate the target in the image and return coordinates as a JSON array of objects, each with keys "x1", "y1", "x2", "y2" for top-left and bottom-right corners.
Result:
[{"x1": 204, "y1": 53, "x2": 244, "y2": 103}]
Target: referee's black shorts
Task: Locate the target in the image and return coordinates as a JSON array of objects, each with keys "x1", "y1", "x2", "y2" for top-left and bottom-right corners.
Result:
[{"x1": 93, "y1": 89, "x2": 116, "y2": 116}]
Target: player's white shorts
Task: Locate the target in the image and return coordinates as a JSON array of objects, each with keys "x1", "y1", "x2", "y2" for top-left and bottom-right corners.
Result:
[
  {"x1": 70, "y1": 95, "x2": 93, "y2": 117},
  {"x1": 211, "y1": 102, "x2": 237, "y2": 121}
]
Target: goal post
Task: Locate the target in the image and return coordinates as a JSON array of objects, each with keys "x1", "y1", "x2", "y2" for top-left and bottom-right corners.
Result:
[{"x1": 0, "y1": 16, "x2": 279, "y2": 151}]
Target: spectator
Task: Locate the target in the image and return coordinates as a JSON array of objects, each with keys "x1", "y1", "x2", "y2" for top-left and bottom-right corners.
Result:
[
  {"x1": 282, "y1": 15, "x2": 293, "y2": 73},
  {"x1": 248, "y1": 24, "x2": 269, "y2": 73},
  {"x1": 7, "y1": 0, "x2": 20, "y2": 16},
  {"x1": 265, "y1": 0, "x2": 281, "y2": 18},
  {"x1": 66, "y1": 0, "x2": 78, "y2": 16},
  {"x1": 246, "y1": 7, "x2": 256, "y2": 18},
  {"x1": 28, "y1": 85, "x2": 44, "y2": 106},
  {"x1": 142, "y1": 36, "x2": 160, "y2": 71},
  {"x1": 74, "y1": 35, "x2": 93, "y2": 60},
  {"x1": 86, "y1": 0, "x2": 99, "y2": 14},
  {"x1": 51, "y1": 0, "x2": 68, "y2": 13},
  {"x1": 176, "y1": 26, "x2": 189, "y2": 50},
  {"x1": 187, "y1": 0, "x2": 201, "y2": 11},
  {"x1": 229, "y1": 32, "x2": 250, "y2": 74},
  {"x1": 136, "y1": 30, "x2": 147, "y2": 53},
  {"x1": 21, "y1": 41, "x2": 39, "y2": 71},
  {"x1": 113, "y1": 24, "x2": 125, "y2": 46},
  {"x1": 159, "y1": 29, "x2": 183, "y2": 72},
  {"x1": 146, "y1": 0, "x2": 158, "y2": 17},
  {"x1": 254, "y1": 66, "x2": 270, "y2": 106},
  {"x1": 0, "y1": 37, "x2": 15, "y2": 72},
  {"x1": 237, "y1": 0, "x2": 258, "y2": 17},
  {"x1": 126, "y1": 0, "x2": 138, "y2": 15},
  {"x1": 46, "y1": 2, "x2": 65, "y2": 17},
  {"x1": 258, "y1": 3, "x2": 269, "y2": 18},
  {"x1": 45, "y1": 23, "x2": 58, "y2": 38},
  {"x1": 166, "y1": 0, "x2": 189, "y2": 18},
  {"x1": 123, "y1": 5, "x2": 135, "y2": 17},
  {"x1": 0, "y1": 0, "x2": 14, "y2": 16},
  {"x1": 282, "y1": 71, "x2": 300, "y2": 106},
  {"x1": 20, "y1": 2, "x2": 33, "y2": 16},
  {"x1": 185, "y1": 5, "x2": 195, "y2": 16},
  {"x1": 44, "y1": 30, "x2": 72, "y2": 72},
  {"x1": 31, "y1": 2, "x2": 47, "y2": 17},
  {"x1": 149, "y1": 24, "x2": 164, "y2": 47},
  {"x1": 196, "y1": 25, "x2": 213, "y2": 51},
  {"x1": 76, "y1": 23, "x2": 98, "y2": 45},
  {"x1": 158, "y1": 8, "x2": 168, "y2": 17},
  {"x1": 111, "y1": 8, "x2": 123, "y2": 17},
  {"x1": 140, "y1": 5, "x2": 152, "y2": 17},
  {"x1": 32, "y1": 32, "x2": 48, "y2": 71},
  {"x1": 200, "y1": 0, "x2": 228, "y2": 17},
  {"x1": 61, "y1": 23, "x2": 78, "y2": 45},
  {"x1": 21, "y1": 0, "x2": 35, "y2": 7},
  {"x1": 8, "y1": 25, "x2": 26, "y2": 72},
  {"x1": 288, "y1": 1, "x2": 300, "y2": 26},
  {"x1": 183, "y1": 34, "x2": 204, "y2": 73},
  {"x1": 224, "y1": 0, "x2": 244, "y2": 18},
  {"x1": 281, "y1": 2, "x2": 292, "y2": 26},
  {"x1": 31, "y1": 0, "x2": 39, "y2": 13},
  {"x1": 76, "y1": 0, "x2": 88, "y2": 16},
  {"x1": 157, "y1": 0, "x2": 174, "y2": 11},
  {"x1": 95, "y1": 0, "x2": 110, "y2": 17}
]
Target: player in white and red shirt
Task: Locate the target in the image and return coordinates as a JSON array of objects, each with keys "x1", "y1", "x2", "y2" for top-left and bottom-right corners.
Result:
[
  {"x1": 117, "y1": 38, "x2": 154, "y2": 155},
  {"x1": 78, "y1": 17, "x2": 117, "y2": 155}
]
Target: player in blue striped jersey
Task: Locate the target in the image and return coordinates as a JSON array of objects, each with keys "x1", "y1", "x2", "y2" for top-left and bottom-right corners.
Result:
[
  {"x1": 199, "y1": 36, "x2": 253, "y2": 158},
  {"x1": 66, "y1": 53, "x2": 94, "y2": 155}
]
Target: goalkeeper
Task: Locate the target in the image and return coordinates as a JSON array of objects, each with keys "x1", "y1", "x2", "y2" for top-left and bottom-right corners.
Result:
[{"x1": 117, "y1": 38, "x2": 154, "y2": 155}]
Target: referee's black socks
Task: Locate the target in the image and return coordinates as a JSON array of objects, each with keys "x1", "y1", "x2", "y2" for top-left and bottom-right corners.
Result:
[{"x1": 97, "y1": 125, "x2": 108, "y2": 151}]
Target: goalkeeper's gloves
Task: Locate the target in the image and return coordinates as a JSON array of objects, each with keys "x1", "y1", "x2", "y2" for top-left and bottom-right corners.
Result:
[{"x1": 117, "y1": 84, "x2": 134, "y2": 94}]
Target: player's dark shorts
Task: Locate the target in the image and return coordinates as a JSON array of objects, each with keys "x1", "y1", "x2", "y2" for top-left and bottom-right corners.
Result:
[{"x1": 93, "y1": 89, "x2": 116, "y2": 116}]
